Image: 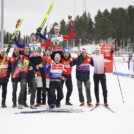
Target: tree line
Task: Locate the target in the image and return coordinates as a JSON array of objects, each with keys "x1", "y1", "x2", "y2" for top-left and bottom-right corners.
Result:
[{"x1": 2, "y1": 5, "x2": 134, "y2": 51}]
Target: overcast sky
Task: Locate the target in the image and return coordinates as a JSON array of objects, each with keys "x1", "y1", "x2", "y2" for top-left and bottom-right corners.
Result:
[{"x1": 0, "y1": 0, "x2": 134, "y2": 36}]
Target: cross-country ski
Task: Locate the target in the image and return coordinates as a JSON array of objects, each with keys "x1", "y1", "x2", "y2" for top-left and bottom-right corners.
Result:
[
  {"x1": 15, "y1": 108, "x2": 83, "y2": 114},
  {"x1": 90, "y1": 104, "x2": 115, "y2": 113}
]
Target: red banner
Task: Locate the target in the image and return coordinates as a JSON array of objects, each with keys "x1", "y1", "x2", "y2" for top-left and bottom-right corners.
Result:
[{"x1": 100, "y1": 44, "x2": 114, "y2": 73}]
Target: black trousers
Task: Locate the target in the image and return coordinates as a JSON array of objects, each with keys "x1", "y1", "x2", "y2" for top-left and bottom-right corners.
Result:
[
  {"x1": 18, "y1": 79, "x2": 27, "y2": 105},
  {"x1": 36, "y1": 87, "x2": 46, "y2": 104},
  {"x1": 0, "y1": 83, "x2": 7, "y2": 99},
  {"x1": 49, "y1": 81, "x2": 64, "y2": 105},
  {"x1": 12, "y1": 82, "x2": 19, "y2": 104},
  {"x1": 77, "y1": 80, "x2": 92, "y2": 103},
  {"x1": 93, "y1": 74, "x2": 108, "y2": 103},
  {"x1": 29, "y1": 56, "x2": 43, "y2": 68},
  {"x1": 12, "y1": 81, "x2": 27, "y2": 105},
  {"x1": 18, "y1": 78, "x2": 36, "y2": 105},
  {"x1": 28, "y1": 57, "x2": 46, "y2": 92},
  {"x1": 61, "y1": 75, "x2": 73, "y2": 102}
]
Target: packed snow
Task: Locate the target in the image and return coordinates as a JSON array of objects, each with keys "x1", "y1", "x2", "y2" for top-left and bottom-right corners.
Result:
[{"x1": 0, "y1": 45, "x2": 134, "y2": 134}]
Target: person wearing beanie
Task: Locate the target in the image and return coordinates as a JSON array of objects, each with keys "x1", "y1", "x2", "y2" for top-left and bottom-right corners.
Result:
[
  {"x1": 94, "y1": 46, "x2": 100, "y2": 51},
  {"x1": 17, "y1": 46, "x2": 33, "y2": 109},
  {"x1": 90, "y1": 45, "x2": 113, "y2": 107},
  {"x1": 9, "y1": 47, "x2": 22, "y2": 108},
  {"x1": 0, "y1": 49, "x2": 12, "y2": 108},
  {"x1": 39, "y1": 16, "x2": 75, "y2": 60},
  {"x1": 61, "y1": 47, "x2": 78, "y2": 105},
  {"x1": 44, "y1": 53, "x2": 65, "y2": 109},
  {"x1": 76, "y1": 48, "x2": 93, "y2": 107},
  {"x1": 35, "y1": 48, "x2": 53, "y2": 107}
]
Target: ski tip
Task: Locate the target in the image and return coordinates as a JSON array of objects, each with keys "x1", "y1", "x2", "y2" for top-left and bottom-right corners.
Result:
[
  {"x1": 50, "y1": 0, "x2": 55, "y2": 5},
  {"x1": 52, "y1": 0, "x2": 55, "y2": 3},
  {"x1": 18, "y1": 16, "x2": 25, "y2": 22}
]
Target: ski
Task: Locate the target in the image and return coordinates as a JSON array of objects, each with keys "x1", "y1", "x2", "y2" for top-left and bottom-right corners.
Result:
[
  {"x1": 10, "y1": 16, "x2": 25, "y2": 42},
  {"x1": 15, "y1": 108, "x2": 83, "y2": 114},
  {"x1": 36, "y1": 0, "x2": 55, "y2": 36},
  {"x1": 90, "y1": 104, "x2": 115, "y2": 113},
  {"x1": 0, "y1": 16, "x2": 25, "y2": 70},
  {"x1": 49, "y1": 108, "x2": 83, "y2": 113},
  {"x1": 101, "y1": 105, "x2": 115, "y2": 113},
  {"x1": 90, "y1": 105, "x2": 100, "y2": 112},
  {"x1": 15, "y1": 109, "x2": 48, "y2": 114}
]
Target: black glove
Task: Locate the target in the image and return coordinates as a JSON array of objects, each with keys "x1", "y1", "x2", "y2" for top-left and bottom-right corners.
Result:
[
  {"x1": 42, "y1": 87, "x2": 47, "y2": 94},
  {"x1": 70, "y1": 59, "x2": 73, "y2": 67},
  {"x1": 110, "y1": 49, "x2": 114, "y2": 54},
  {"x1": 36, "y1": 27, "x2": 42, "y2": 37},
  {"x1": 8, "y1": 44, "x2": 12, "y2": 48},
  {"x1": 5, "y1": 77, "x2": 9, "y2": 81}
]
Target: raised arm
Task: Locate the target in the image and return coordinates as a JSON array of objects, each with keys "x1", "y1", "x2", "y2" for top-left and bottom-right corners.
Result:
[
  {"x1": 14, "y1": 38, "x2": 26, "y2": 48},
  {"x1": 41, "y1": 40, "x2": 51, "y2": 48},
  {"x1": 71, "y1": 52, "x2": 81, "y2": 66},
  {"x1": 63, "y1": 16, "x2": 75, "y2": 40},
  {"x1": 62, "y1": 30, "x2": 75, "y2": 40},
  {"x1": 39, "y1": 33, "x2": 48, "y2": 40}
]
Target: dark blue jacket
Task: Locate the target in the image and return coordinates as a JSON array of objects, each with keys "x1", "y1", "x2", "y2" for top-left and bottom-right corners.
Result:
[
  {"x1": 14, "y1": 33, "x2": 47, "y2": 48},
  {"x1": 76, "y1": 55, "x2": 90, "y2": 81}
]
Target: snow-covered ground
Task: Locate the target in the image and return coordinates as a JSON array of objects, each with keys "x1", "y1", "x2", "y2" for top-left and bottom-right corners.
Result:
[{"x1": 0, "y1": 45, "x2": 134, "y2": 134}]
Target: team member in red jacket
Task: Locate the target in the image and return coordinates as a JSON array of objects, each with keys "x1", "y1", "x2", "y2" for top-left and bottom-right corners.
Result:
[
  {"x1": 10, "y1": 47, "x2": 21, "y2": 107},
  {"x1": 61, "y1": 48, "x2": 77, "y2": 105},
  {"x1": 17, "y1": 46, "x2": 38, "y2": 109},
  {"x1": 35, "y1": 48, "x2": 53, "y2": 107},
  {"x1": 0, "y1": 48, "x2": 11, "y2": 108},
  {"x1": 44, "y1": 53, "x2": 65, "y2": 109}
]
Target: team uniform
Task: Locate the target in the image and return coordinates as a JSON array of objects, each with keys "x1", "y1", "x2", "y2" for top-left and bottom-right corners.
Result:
[
  {"x1": 10, "y1": 51, "x2": 22, "y2": 107},
  {"x1": 50, "y1": 31, "x2": 75, "y2": 59},
  {"x1": 14, "y1": 38, "x2": 50, "y2": 67},
  {"x1": 35, "y1": 50, "x2": 53, "y2": 107},
  {"x1": 44, "y1": 54, "x2": 64, "y2": 108},
  {"x1": 0, "y1": 51, "x2": 11, "y2": 108},
  {"x1": 61, "y1": 49, "x2": 77, "y2": 105},
  {"x1": 17, "y1": 53, "x2": 30, "y2": 109},
  {"x1": 40, "y1": 23, "x2": 75, "y2": 60},
  {"x1": 90, "y1": 46, "x2": 113, "y2": 106},
  {"x1": 76, "y1": 49, "x2": 92, "y2": 106}
]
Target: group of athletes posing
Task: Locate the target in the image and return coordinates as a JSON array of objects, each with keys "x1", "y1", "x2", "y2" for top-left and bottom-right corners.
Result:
[{"x1": 0, "y1": 17, "x2": 112, "y2": 109}]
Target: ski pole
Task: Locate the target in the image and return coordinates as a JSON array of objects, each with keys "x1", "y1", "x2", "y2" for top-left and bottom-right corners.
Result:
[{"x1": 113, "y1": 59, "x2": 125, "y2": 103}]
